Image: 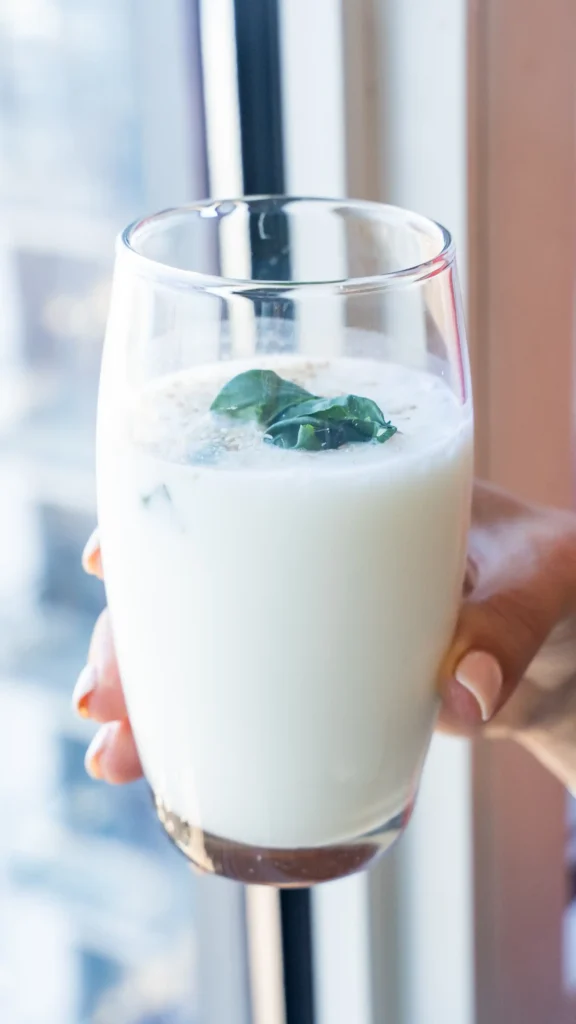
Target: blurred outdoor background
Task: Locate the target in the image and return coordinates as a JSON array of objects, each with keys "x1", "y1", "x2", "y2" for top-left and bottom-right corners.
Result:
[{"x1": 0, "y1": 3, "x2": 198, "y2": 1021}]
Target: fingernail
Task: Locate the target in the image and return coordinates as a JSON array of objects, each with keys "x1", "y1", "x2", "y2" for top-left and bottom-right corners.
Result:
[
  {"x1": 72, "y1": 664, "x2": 98, "y2": 718},
  {"x1": 454, "y1": 651, "x2": 503, "y2": 722},
  {"x1": 82, "y1": 529, "x2": 101, "y2": 576},
  {"x1": 85, "y1": 722, "x2": 119, "y2": 780}
]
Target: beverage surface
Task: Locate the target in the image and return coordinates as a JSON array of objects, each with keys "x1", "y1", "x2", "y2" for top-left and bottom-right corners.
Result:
[{"x1": 127, "y1": 356, "x2": 467, "y2": 472}]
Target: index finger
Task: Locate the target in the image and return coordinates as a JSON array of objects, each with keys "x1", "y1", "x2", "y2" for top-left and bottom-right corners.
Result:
[{"x1": 82, "y1": 528, "x2": 103, "y2": 580}]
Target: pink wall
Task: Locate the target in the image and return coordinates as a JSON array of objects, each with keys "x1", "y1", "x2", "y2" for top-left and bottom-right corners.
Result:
[{"x1": 468, "y1": 1, "x2": 576, "y2": 1021}]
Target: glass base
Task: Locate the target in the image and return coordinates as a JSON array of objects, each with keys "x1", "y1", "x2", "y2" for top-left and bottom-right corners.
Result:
[{"x1": 154, "y1": 794, "x2": 413, "y2": 887}]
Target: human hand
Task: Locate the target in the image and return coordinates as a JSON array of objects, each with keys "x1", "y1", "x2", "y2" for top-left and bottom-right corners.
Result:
[
  {"x1": 73, "y1": 533, "x2": 142, "y2": 782},
  {"x1": 74, "y1": 481, "x2": 576, "y2": 786}
]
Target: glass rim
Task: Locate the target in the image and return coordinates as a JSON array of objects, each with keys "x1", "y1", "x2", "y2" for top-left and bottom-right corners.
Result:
[{"x1": 120, "y1": 196, "x2": 455, "y2": 295}]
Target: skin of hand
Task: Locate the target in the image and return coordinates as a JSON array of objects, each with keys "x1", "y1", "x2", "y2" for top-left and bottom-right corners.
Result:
[{"x1": 73, "y1": 480, "x2": 576, "y2": 787}]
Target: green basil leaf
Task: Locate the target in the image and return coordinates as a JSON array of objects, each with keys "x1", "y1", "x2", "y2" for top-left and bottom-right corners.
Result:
[
  {"x1": 266, "y1": 393, "x2": 397, "y2": 450},
  {"x1": 295, "y1": 422, "x2": 323, "y2": 451},
  {"x1": 210, "y1": 369, "x2": 316, "y2": 426},
  {"x1": 141, "y1": 483, "x2": 172, "y2": 508},
  {"x1": 266, "y1": 415, "x2": 394, "y2": 450},
  {"x1": 274, "y1": 394, "x2": 387, "y2": 428},
  {"x1": 211, "y1": 368, "x2": 397, "y2": 451},
  {"x1": 371, "y1": 421, "x2": 398, "y2": 444}
]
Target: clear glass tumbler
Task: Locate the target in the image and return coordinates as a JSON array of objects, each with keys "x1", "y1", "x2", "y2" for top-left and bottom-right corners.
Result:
[{"x1": 97, "y1": 197, "x2": 473, "y2": 886}]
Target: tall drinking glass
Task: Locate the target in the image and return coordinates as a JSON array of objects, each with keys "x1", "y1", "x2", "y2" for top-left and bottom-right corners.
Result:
[{"x1": 97, "y1": 198, "x2": 473, "y2": 886}]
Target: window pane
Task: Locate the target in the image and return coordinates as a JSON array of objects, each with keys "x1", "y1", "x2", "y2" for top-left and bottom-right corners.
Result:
[{"x1": 0, "y1": 3, "x2": 199, "y2": 1021}]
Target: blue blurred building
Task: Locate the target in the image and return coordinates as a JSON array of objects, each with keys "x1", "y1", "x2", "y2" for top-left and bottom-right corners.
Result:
[{"x1": 0, "y1": 2, "x2": 198, "y2": 1020}]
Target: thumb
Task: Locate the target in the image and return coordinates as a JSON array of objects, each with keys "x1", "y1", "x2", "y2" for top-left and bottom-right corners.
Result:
[{"x1": 439, "y1": 565, "x2": 569, "y2": 733}]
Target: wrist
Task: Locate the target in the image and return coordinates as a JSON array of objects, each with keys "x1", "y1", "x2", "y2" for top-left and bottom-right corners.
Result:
[{"x1": 486, "y1": 614, "x2": 576, "y2": 792}]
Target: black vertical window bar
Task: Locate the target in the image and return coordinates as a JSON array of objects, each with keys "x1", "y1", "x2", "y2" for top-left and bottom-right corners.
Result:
[
  {"x1": 233, "y1": 2, "x2": 314, "y2": 1023},
  {"x1": 234, "y1": 0, "x2": 293, "y2": 335}
]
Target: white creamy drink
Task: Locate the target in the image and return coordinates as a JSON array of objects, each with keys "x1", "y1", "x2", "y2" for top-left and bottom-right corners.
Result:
[{"x1": 97, "y1": 356, "x2": 472, "y2": 850}]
